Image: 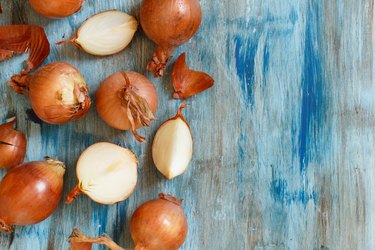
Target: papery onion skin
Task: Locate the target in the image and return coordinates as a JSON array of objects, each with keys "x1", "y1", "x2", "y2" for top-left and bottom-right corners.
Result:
[
  {"x1": 29, "y1": 0, "x2": 85, "y2": 18},
  {"x1": 172, "y1": 53, "x2": 214, "y2": 99},
  {"x1": 10, "y1": 62, "x2": 91, "y2": 124},
  {"x1": 69, "y1": 228, "x2": 125, "y2": 250},
  {"x1": 0, "y1": 25, "x2": 50, "y2": 76},
  {"x1": 131, "y1": 193, "x2": 188, "y2": 250},
  {"x1": 140, "y1": 0, "x2": 202, "y2": 77},
  {"x1": 0, "y1": 118, "x2": 27, "y2": 169},
  {"x1": 0, "y1": 157, "x2": 65, "y2": 233},
  {"x1": 96, "y1": 71, "x2": 158, "y2": 142}
]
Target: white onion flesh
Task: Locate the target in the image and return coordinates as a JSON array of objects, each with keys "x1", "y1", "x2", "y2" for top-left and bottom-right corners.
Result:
[
  {"x1": 152, "y1": 116, "x2": 193, "y2": 179},
  {"x1": 75, "y1": 10, "x2": 138, "y2": 56},
  {"x1": 76, "y1": 142, "x2": 138, "y2": 204}
]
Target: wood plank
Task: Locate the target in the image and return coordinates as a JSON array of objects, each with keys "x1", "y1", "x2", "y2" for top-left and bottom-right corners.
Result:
[{"x1": 0, "y1": 0, "x2": 374, "y2": 249}]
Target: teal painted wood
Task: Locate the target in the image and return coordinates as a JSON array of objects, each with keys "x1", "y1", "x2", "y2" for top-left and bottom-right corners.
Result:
[{"x1": 0, "y1": 0, "x2": 374, "y2": 249}]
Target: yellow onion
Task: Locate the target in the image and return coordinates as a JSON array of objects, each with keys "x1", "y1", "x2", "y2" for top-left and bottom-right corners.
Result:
[
  {"x1": 131, "y1": 194, "x2": 188, "y2": 250},
  {"x1": 10, "y1": 62, "x2": 91, "y2": 124},
  {"x1": 29, "y1": 0, "x2": 85, "y2": 18},
  {"x1": 96, "y1": 71, "x2": 158, "y2": 142},
  {"x1": 0, "y1": 118, "x2": 26, "y2": 169},
  {"x1": 68, "y1": 194, "x2": 188, "y2": 250},
  {"x1": 0, "y1": 157, "x2": 65, "y2": 233}
]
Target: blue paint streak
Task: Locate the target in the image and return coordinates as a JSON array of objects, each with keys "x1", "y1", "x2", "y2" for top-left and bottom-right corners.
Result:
[
  {"x1": 113, "y1": 202, "x2": 128, "y2": 243},
  {"x1": 92, "y1": 205, "x2": 109, "y2": 234},
  {"x1": 234, "y1": 34, "x2": 259, "y2": 107},
  {"x1": 299, "y1": 3, "x2": 325, "y2": 173},
  {"x1": 271, "y1": 179, "x2": 318, "y2": 207},
  {"x1": 263, "y1": 37, "x2": 270, "y2": 74}
]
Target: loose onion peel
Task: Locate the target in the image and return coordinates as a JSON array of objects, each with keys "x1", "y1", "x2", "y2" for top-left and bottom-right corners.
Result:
[
  {"x1": 172, "y1": 53, "x2": 214, "y2": 99},
  {"x1": 0, "y1": 25, "x2": 50, "y2": 79}
]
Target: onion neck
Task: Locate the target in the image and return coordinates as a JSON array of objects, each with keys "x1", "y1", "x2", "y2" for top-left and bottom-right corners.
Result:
[
  {"x1": 159, "y1": 193, "x2": 183, "y2": 206},
  {"x1": 69, "y1": 228, "x2": 126, "y2": 250},
  {"x1": 119, "y1": 73, "x2": 155, "y2": 142},
  {"x1": 0, "y1": 218, "x2": 13, "y2": 234},
  {"x1": 45, "y1": 157, "x2": 66, "y2": 177},
  {"x1": 66, "y1": 185, "x2": 83, "y2": 204},
  {"x1": 147, "y1": 45, "x2": 175, "y2": 77},
  {"x1": 7, "y1": 74, "x2": 32, "y2": 95}
]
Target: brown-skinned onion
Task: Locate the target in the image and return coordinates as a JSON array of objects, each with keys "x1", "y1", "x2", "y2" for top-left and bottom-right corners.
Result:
[
  {"x1": 29, "y1": 0, "x2": 85, "y2": 18},
  {"x1": 0, "y1": 157, "x2": 65, "y2": 233},
  {"x1": 140, "y1": 0, "x2": 202, "y2": 77},
  {"x1": 0, "y1": 118, "x2": 26, "y2": 169}
]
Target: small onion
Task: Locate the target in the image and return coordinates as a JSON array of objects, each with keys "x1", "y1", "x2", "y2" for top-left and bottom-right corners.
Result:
[
  {"x1": 9, "y1": 62, "x2": 91, "y2": 124},
  {"x1": 0, "y1": 118, "x2": 26, "y2": 169},
  {"x1": 96, "y1": 71, "x2": 158, "y2": 142},
  {"x1": 57, "y1": 10, "x2": 138, "y2": 56},
  {"x1": 140, "y1": 0, "x2": 202, "y2": 77},
  {"x1": 152, "y1": 103, "x2": 193, "y2": 179},
  {"x1": 131, "y1": 193, "x2": 188, "y2": 250},
  {"x1": 66, "y1": 142, "x2": 138, "y2": 205},
  {"x1": 29, "y1": 0, "x2": 85, "y2": 18},
  {"x1": 0, "y1": 157, "x2": 65, "y2": 233}
]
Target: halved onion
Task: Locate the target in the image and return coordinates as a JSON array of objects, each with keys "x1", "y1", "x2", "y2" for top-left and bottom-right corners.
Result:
[{"x1": 66, "y1": 142, "x2": 138, "y2": 205}]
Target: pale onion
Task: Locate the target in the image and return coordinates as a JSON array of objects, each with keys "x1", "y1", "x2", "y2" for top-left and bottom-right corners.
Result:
[
  {"x1": 96, "y1": 71, "x2": 158, "y2": 142},
  {"x1": 152, "y1": 103, "x2": 193, "y2": 179},
  {"x1": 57, "y1": 10, "x2": 138, "y2": 56},
  {"x1": 0, "y1": 118, "x2": 26, "y2": 169},
  {"x1": 29, "y1": 0, "x2": 85, "y2": 18},
  {"x1": 66, "y1": 142, "x2": 138, "y2": 205}
]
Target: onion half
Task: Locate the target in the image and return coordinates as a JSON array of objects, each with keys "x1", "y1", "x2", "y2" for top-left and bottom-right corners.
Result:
[{"x1": 66, "y1": 142, "x2": 138, "y2": 205}]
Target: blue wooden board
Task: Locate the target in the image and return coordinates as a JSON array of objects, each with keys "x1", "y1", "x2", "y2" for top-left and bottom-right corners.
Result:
[{"x1": 1, "y1": 0, "x2": 374, "y2": 249}]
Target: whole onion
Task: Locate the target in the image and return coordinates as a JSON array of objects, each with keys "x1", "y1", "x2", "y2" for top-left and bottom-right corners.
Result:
[
  {"x1": 96, "y1": 71, "x2": 158, "y2": 142},
  {"x1": 0, "y1": 118, "x2": 26, "y2": 169},
  {"x1": 0, "y1": 157, "x2": 65, "y2": 233},
  {"x1": 29, "y1": 0, "x2": 85, "y2": 18},
  {"x1": 140, "y1": 0, "x2": 202, "y2": 77},
  {"x1": 68, "y1": 194, "x2": 188, "y2": 250},
  {"x1": 9, "y1": 62, "x2": 91, "y2": 124},
  {"x1": 131, "y1": 193, "x2": 188, "y2": 250}
]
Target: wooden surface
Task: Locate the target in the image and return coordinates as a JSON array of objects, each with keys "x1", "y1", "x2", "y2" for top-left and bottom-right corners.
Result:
[{"x1": 0, "y1": 0, "x2": 374, "y2": 249}]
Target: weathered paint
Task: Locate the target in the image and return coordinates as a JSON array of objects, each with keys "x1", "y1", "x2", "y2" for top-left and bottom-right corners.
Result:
[{"x1": 0, "y1": 0, "x2": 374, "y2": 249}]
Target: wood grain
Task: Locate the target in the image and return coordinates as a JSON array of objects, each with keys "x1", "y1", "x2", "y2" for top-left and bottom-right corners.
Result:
[{"x1": 0, "y1": 0, "x2": 374, "y2": 249}]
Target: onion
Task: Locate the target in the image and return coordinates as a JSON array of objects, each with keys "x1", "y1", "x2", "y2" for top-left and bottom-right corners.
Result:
[
  {"x1": 131, "y1": 193, "x2": 188, "y2": 249},
  {"x1": 8, "y1": 62, "x2": 92, "y2": 125},
  {"x1": 66, "y1": 142, "x2": 138, "y2": 205},
  {"x1": 96, "y1": 71, "x2": 158, "y2": 142},
  {"x1": 0, "y1": 118, "x2": 26, "y2": 169},
  {"x1": 68, "y1": 194, "x2": 188, "y2": 250},
  {"x1": 152, "y1": 103, "x2": 193, "y2": 179},
  {"x1": 0, "y1": 157, "x2": 65, "y2": 233},
  {"x1": 29, "y1": 0, "x2": 85, "y2": 18},
  {"x1": 140, "y1": 0, "x2": 202, "y2": 77},
  {"x1": 57, "y1": 10, "x2": 138, "y2": 56}
]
